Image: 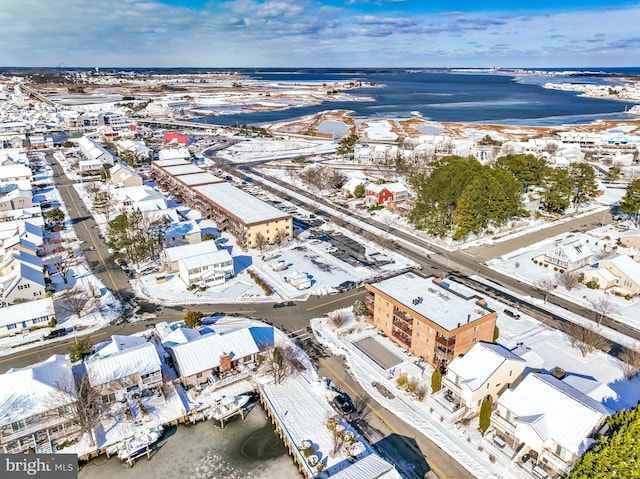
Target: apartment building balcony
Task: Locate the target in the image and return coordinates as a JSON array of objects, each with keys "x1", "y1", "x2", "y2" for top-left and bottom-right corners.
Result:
[
  {"x1": 393, "y1": 308, "x2": 414, "y2": 323},
  {"x1": 442, "y1": 376, "x2": 463, "y2": 396},
  {"x1": 391, "y1": 327, "x2": 412, "y2": 347},
  {"x1": 392, "y1": 317, "x2": 413, "y2": 335},
  {"x1": 539, "y1": 448, "x2": 573, "y2": 476},
  {"x1": 435, "y1": 333, "x2": 455, "y2": 348}
]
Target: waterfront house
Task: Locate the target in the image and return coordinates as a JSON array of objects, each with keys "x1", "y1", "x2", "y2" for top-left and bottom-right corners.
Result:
[
  {"x1": 0, "y1": 297, "x2": 55, "y2": 338},
  {"x1": 85, "y1": 336, "x2": 162, "y2": 405},
  {"x1": 492, "y1": 373, "x2": 610, "y2": 477},
  {"x1": 169, "y1": 326, "x2": 273, "y2": 387},
  {"x1": 433, "y1": 342, "x2": 526, "y2": 422},
  {"x1": 0, "y1": 355, "x2": 81, "y2": 454},
  {"x1": 365, "y1": 273, "x2": 497, "y2": 369}
]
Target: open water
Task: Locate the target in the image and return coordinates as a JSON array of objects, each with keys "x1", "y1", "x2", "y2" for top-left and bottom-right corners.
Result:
[{"x1": 193, "y1": 68, "x2": 640, "y2": 127}]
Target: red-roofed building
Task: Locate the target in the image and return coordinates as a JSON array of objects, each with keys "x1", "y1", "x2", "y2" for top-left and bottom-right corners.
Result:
[{"x1": 163, "y1": 131, "x2": 190, "y2": 145}]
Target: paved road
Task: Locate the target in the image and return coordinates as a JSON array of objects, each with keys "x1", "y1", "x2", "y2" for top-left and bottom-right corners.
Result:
[{"x1": 318, "y1": 353, "x2": 474, "y2": 479}]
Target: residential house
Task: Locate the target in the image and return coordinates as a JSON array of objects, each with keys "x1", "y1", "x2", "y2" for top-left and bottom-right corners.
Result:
[
  {"x1": 77, "y1": 136, "x2": 114, "y2": 165},
  {"x1": 163, "y1": 132, "x2": 191, "y2": 146},
  {"x1": 85, "y1": 336, "x2": 162, "y2": 405},
  {"x1": 158, "y1": 147, "x2": 191, "y2": 162},
  {"x1": 543, "y1": 238, "x2": 593, "y2": 271},
  {"x1": 619, "y1": 229, "x2": 640, "y2": 249},
  {"x1": 0, "y1": 355, "x2": 81, "y2": 453},
  {"x1": 492, "y1": 373, "x2": 610, "y2": 477},
  {"x1": 0, "y1": 262, "x2": 46, "y2": 305},
  {"x1": 364, "y1": 182, "x2": 409, "y2": 206},
  {"x1": 162, "y1": 240, "x2": 219, "y2": 272},
  {"x1": 0, "y1": 163, "x2": 32, "y2": 189},
  {"x1": 164, "y1": 220, "x2": 201, "y2": 247},
  {"x1": 111, "y1": 186, "x2": 168, "y2": 212},
  {"x1": 586, "y1": 254, "x2": 640, "y2": 295},
  {"x1": 115, "y1": 139, "x2": 153, "y2": 163},
  {"x1": 109, "y1": 162, "x2": 143, "y2": 188},
  {"x1": 169, "y1": 326, "x2": 274, "y2": 387},
  {"x1": 341, "y1": 176, "x2": 368, "y2": 197},
  {"x1": 0, "y1": 297, "x2": 55, "y2": 338},
  {"x1": 77, "y1": 159, "x2": 104, "y2": 175},
  {"x1": 0, "y1": 185, "x2": 33, "y2": 212},
  {"x1": 434, "y1": 342, "x2": 526, "y2": 422},
  {"x1": 365, "y1": 273, "x2": 497, "y2": 369},
  {"x1": 178, "y1": 249, "x2": 234, "y2": 287}
]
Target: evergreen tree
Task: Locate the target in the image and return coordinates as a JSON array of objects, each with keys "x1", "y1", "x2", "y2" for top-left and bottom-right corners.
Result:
[
  {"x1": 619, "y1": 179, "x2": 640, "y2": 226},
  {"x1": 45, "y1": 207, "x2": 65, "y2": 224},
  {"x1": 479, "y1": 396, "x2": 493, "y2": 435},
  {"x1": 495, "y1": 153, "x2": 547, "y2": 190},
  {"x1": 184, "y1": 310, "x2": 204, "y2": 329},
  {"x1": 568, "y1": 406, "x2": 640, "y2": 479},
  {"x1": 352, "y1": 299, "x2": 368, "y2": 318},
  {"x1": 431, "y1": 368, "x2": 442, "y2": 394}
]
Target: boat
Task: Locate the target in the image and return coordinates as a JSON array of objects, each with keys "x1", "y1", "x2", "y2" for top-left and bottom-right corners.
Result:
[
  {"x1": 410, "y1": 110, "x2": 422, "y2": 117},
  {"x1": 625, "y1": 105, "x2": 640, "y2": 116},
  {"x1": 116, "y1": 425, "x2": 164, "y2": 464},
  {"x1": 208, "y1": 394, "x2": 251, "y2": 421}
]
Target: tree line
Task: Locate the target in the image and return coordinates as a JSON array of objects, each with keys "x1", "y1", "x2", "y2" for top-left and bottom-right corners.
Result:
[{"x1": 409, "y1": 154, "x2": 598, "y2": 240}]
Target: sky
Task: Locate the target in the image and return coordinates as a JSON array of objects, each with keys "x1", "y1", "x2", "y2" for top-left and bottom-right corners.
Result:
[{"x1": 1, "y1": 0, "x2": 639, "y2": 68}]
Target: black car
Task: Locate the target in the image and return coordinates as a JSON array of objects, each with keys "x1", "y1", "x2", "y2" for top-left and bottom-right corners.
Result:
[
  {"x1": 333, "y1": 393, "x2": 355, "y2": 415},
  {"x1": 273, "y1": 301, "x2": 295, "y2": 308},
  {"x1": 338, "y1": 280, "x2": 356, "y2": 291},
  {"x1": 503, "y1": 309, "x2": 521, "y2": 319},
  {"x1": 43, "y1": 328, "x2": 66, "y2": 340}
]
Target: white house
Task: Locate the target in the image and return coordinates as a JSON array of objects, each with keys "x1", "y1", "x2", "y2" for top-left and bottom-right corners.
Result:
[
  {"x1": 158, "y1": 148, "x2": 191, "y2": 162},
  {"x1": 0, "y1": 355, "x2": 81, "y2": 454},
  {"x1": 0, "y1": 297, "x2": 55, "y2": 338},
  {"x1": 543, "y1": 238, "x2": 593, "y2": 271},
  {"x1": 77, "y1": 136, "x2": 114, "y2": 165},
  {"x1": 169, "y1": 326, "x2": 274, "y2": 387},
  {"x1": 163, "y1": 220, "x2": 201, "y2": 247},
  {"x1": 111, "y1": 186, "x2": 168, "y2": 212},
  {"x1": 586, "y1": 254, "x2": 640, "y2": 296},
  {"x1": 178, "y1": 249, "x2": 234, "y2": 287},
  {"x1": 162, "y1": 240, "x2": 219, "y2": 272},
  {"x1": 85, "y1": 337, "x2": 162, "y2": 405},
  {"x1": 438, "y1": 342, "x2": 526, "y2": 419},
  {"x1": 492, "y1": 373, "x2": 610, "y2": 477}
]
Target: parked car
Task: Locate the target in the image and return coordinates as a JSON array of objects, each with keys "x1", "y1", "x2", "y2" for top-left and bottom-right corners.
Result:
[
  {"x1": 503, "y1": 309, "x2": 521, "y2": 319},
  {"x1": 273, "y1": 301, "x2": 295, "y2": 308},
  {"x1": 333, "y1": 393, "x2": 355, "y2": 416},
  {"x1": 43, "y1": 328, "x2": 66, "y2": 340},
  {"x1": 338, "y1": 280, "x2": 356, "y2": 291}
]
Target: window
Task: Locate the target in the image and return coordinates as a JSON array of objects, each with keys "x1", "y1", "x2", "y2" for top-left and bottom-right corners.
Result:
[
  {"x1": 555, "y1": 444, "x2": 567, "y2": 459},
  {"x1": 472, "y1": 337, "x2": 477, "y2": 343},
  {"x1": 11, "y1": 420, "x2": 26, "y2": 433},
  {"x1": 487, "y1": 383, "x2": 490, "y2": 389},
  {"x1": 473, "y1": 326, "x2": 478, "y2": 332},
  {"x1": 415, "y1": 332, "x2": 420, "y2": 338},
  {"x1": 196, "y1": 372, "x2": 203, "y2": 378},
  {"x1": 509, "y1": 370, "x2": 512, "y2": 377}
]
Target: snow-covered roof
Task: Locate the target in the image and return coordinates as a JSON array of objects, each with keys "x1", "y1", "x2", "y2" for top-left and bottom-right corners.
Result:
[
  {"x1": 599, "y1": 254, "x2": 640, "y2": 281},
  {"x1": 0, "y1": 164, "x2": 32, "y2": 180},
  {"x1": 367, "y1": 273, "x2": 492, "y2": 332},
  {"x1": 164, "y1": 220, "x2": 200, "y2": 238},
  {"x1": 0, "y1": 297, "x2": 54, "y2": 327},
  {"x1": 180, "y1": 249, "x2": 232, "y2": 270},
  {"x1": 175, "y1": 172, "x2": 222, "y2": 186},
  {"x1": 171, "y1": 327, "x2": 273, "y2": 377},
  {"x1": 86, "y1": 342, "x2": 161, "y2": 387},
  {"x1": 152, "y1": 158, "x2": 189, "y2": 168},
  {"x1": 157, "y1": 148, "x2": 191, "y2": 161},
  {"x1": 161, "y1": 327, "x2": 201, "y2": 349},
  {"x1": 447, "y1": 342, "x2": 525, "y2": 391},
  {"x1": 365, "y1": 182, "x2": 407, "y2": 194},
  {"x1": 498, "y1": 373, "x2": 611, "y2": 456},
  {"x1": 329, "y1": 453, "x2": 402, "y2": 479},
  {"x1": 0, "y1": 355, "x2": 76, "y2": 426},
  {"x1": 92, "y1": 335, "x2": 148, "y2": 358},
  {"x1": 562, "y1": 375, "x2": 616, "y2": 403},
  {"x1": 193, "y1": 183, "x2": 291, "y2": 226},
  {"x1": 165, "y1": 240, "x2": 218, "y2": 263},
  {"x1": 163, "y1": 164, "x2": 203, "y2": 176},
  {"x1": 548, "y1": 238, "x2": 592, "y2": 262}
]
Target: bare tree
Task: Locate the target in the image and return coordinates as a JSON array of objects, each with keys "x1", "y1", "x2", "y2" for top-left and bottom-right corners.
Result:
[
  {"x1": 328, "y1": 310, "x2": 347, "y2": 329},
  {"x1": 51, "y1": 373, "x2": 102, "y2": 448},
  {"x1": 589, "y1": 294, "x2": 618, "y2": 324},
  {"x1": 259, "y1": 344, "x2": 303, "y2": 385},
  {"x1": 86, "y1": 282, "x2": 102, "y2": 310},
  {"x1": 273, "y1": 228, "x2": 288, "y2": 249},
  {"x1": 85, "y1": 182, "x2": 101, "y2": 199},
  {"x1": 57, "y1": 285, "x2": 90, "y2": 318},
  {"x1": 51, "y1": 250, "x2": 75, "y2": 284},
  {"x1": 91, "y1": 190, "x2": 114, "y2": 219},
  {"x1": 326, "y1": 415, "x2": 346, "y2": 457},
  {"x1": 555, "y1": 271, "x2": 581, "y2": 291},
  {"x1": 254, "y1": 231, "x2": 268, "y2": 253},
  {"x1": 619, "y1": 348, "x2": 640, "y2": 379},
  {"x1": 562, "y1": 323, "x2": 610, "y2": 357},
  {"x1": 535, "y1": 277, "x2": 558, "y2": 303}
]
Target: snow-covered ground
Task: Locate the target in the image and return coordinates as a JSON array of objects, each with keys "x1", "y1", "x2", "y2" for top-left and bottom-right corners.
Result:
[
  {"x1": 486, "y1": 223, "x2": 640, "y2": 333},
  {"x1": 311, "y1": 295, "x2": 640, "y2": 479}
]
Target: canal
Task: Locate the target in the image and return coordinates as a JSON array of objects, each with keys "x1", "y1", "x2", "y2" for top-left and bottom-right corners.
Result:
[{"x1": 79, "y1": 404, "x2": 302, "y2": 479}]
